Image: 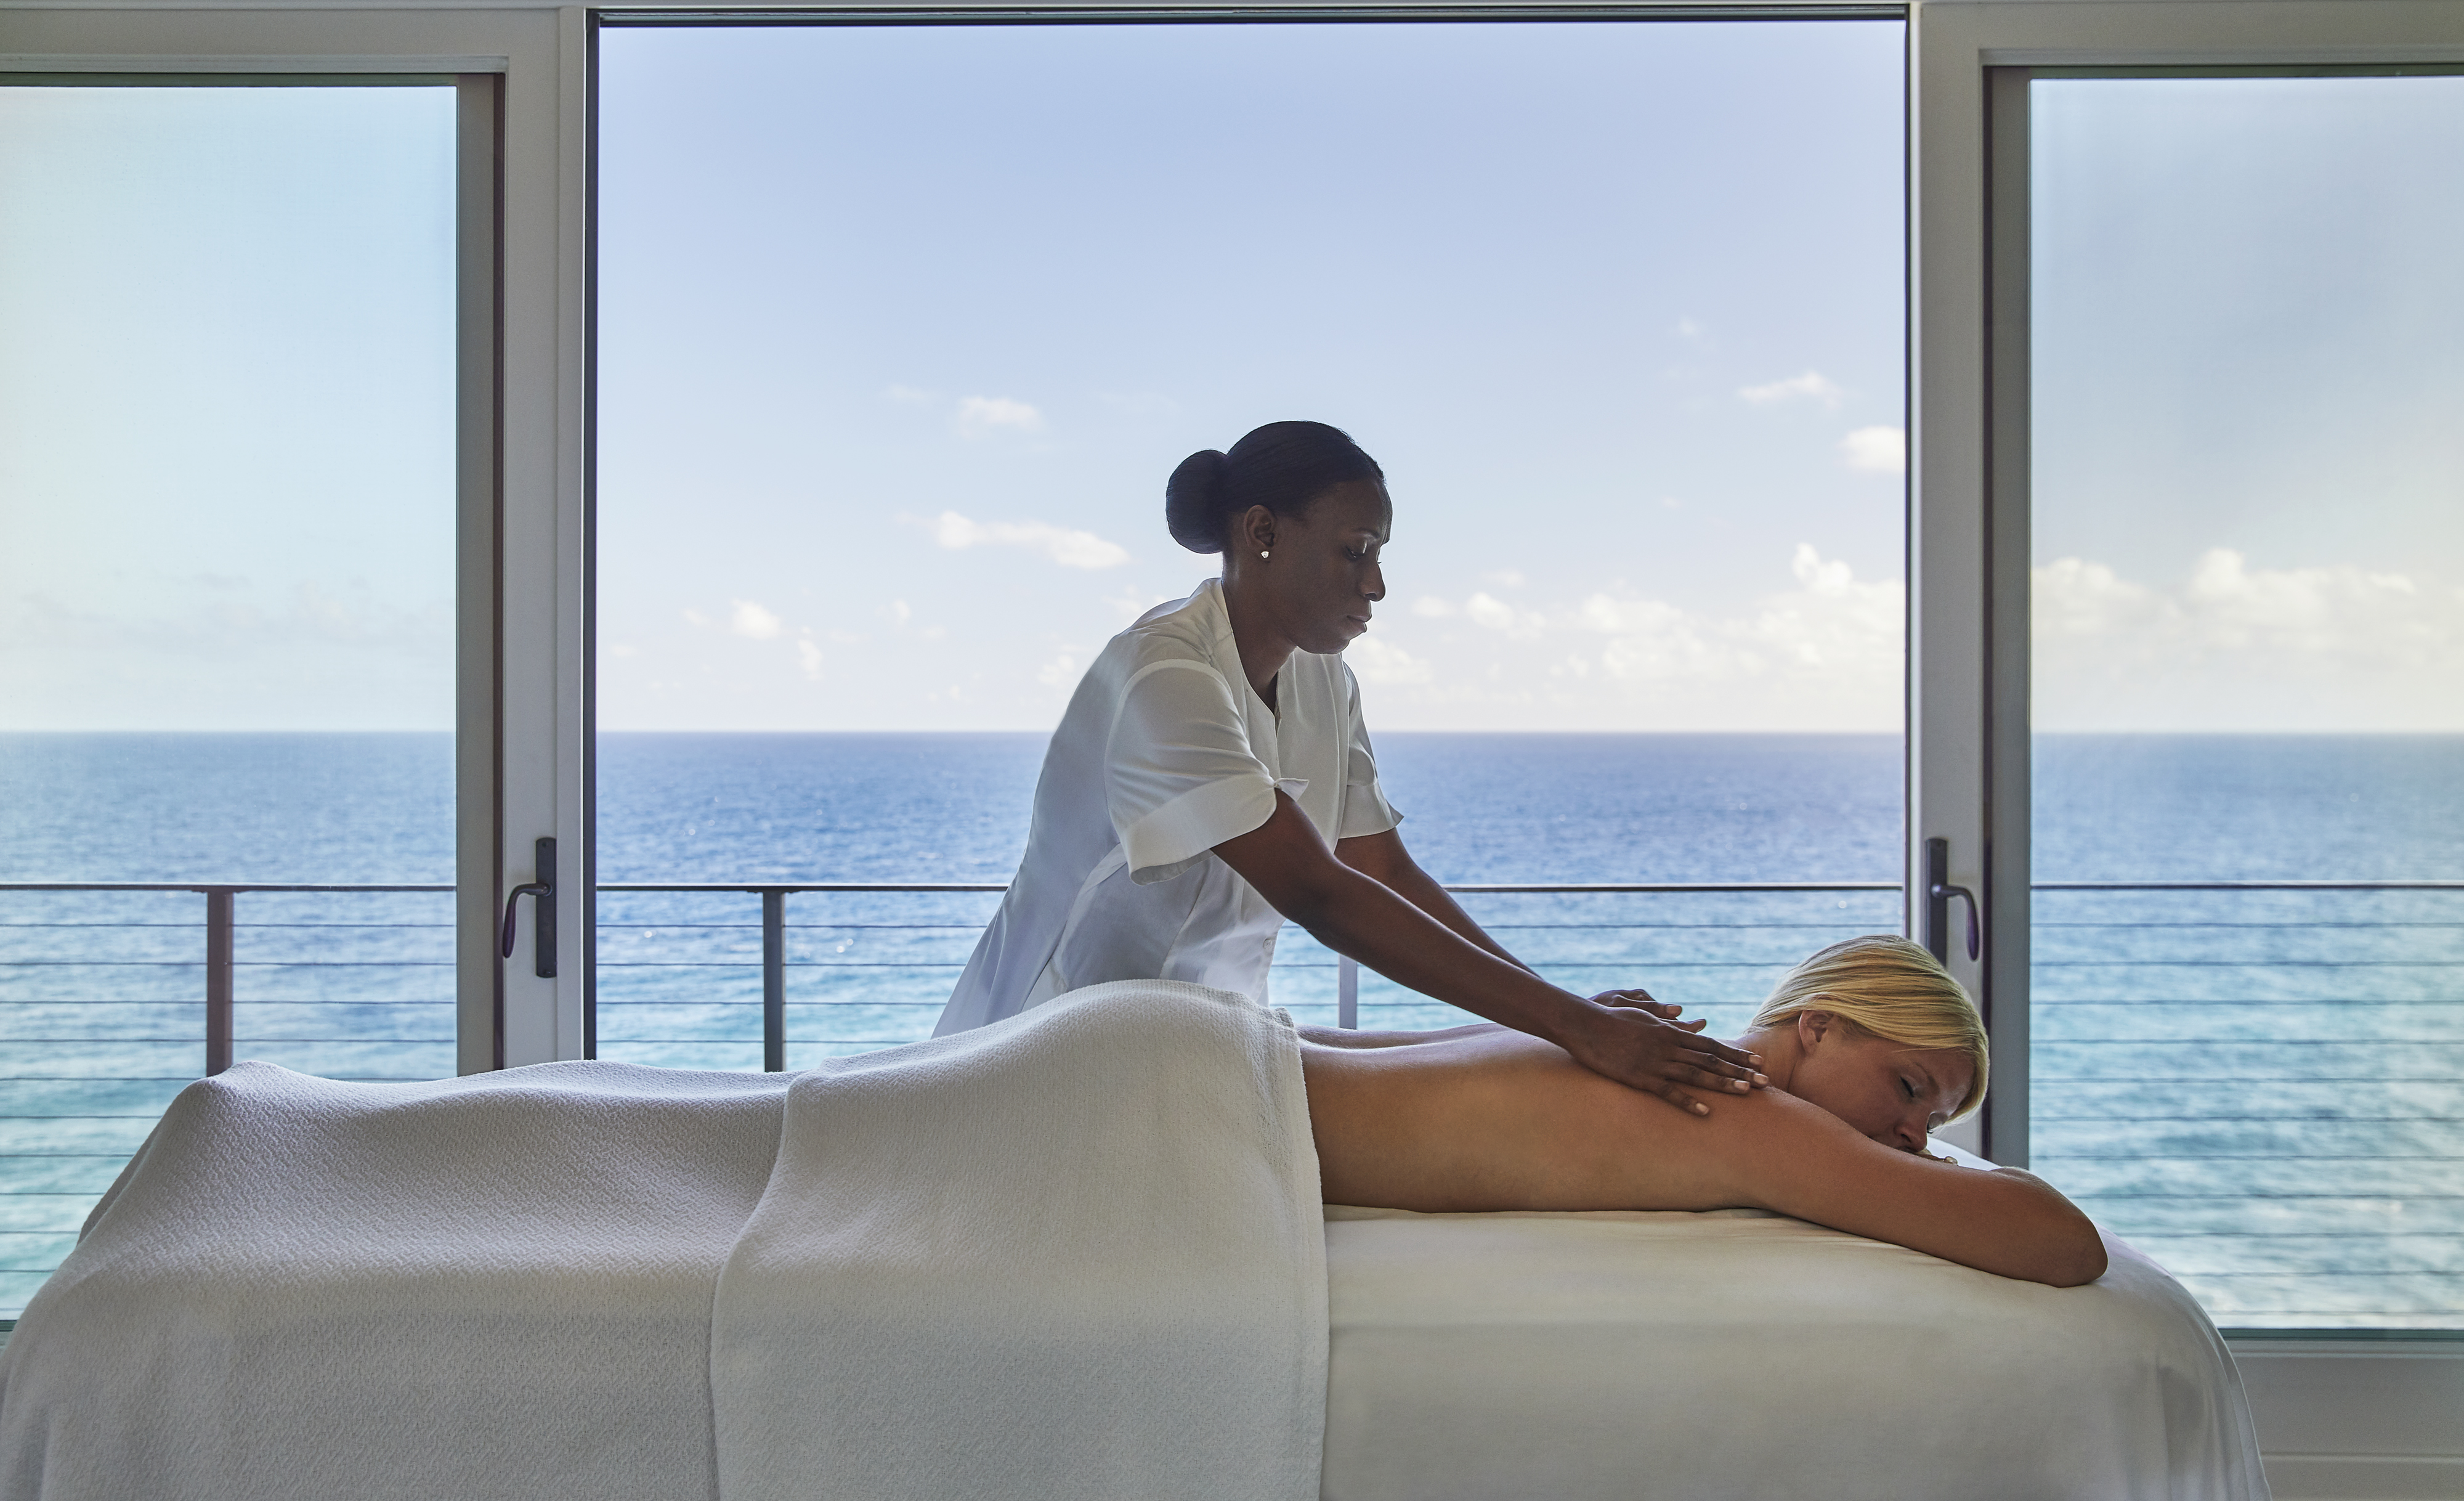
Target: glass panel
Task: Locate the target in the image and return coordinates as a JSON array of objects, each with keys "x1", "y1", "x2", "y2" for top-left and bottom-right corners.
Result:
[
  {"x1": 597, "y1": 22, "x2": 1905, "y2": 1069},
  {"x1": 0, "y1": 84, "x2": 460, "y2": 1320},
  {"x1": 2028, "y1": 76, "x2": 2464, "y2": 1330}
]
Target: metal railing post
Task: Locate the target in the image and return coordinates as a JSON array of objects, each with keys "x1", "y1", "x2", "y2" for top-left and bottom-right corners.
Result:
[
  {"x1": 1337, "y1": 954, "x2": 1359, "y2": 1030},
  {"x1": 762, "y1": 889, "x2": 785, "y2": 1073},
  {"x1": 204, "y1": 888, "x2": 235, "y2": 1076}
]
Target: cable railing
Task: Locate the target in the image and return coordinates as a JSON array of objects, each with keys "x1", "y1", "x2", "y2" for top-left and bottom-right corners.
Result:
[
  {"x1": 595, "y1": 880, "x2": 1900, "y2": 1065},
  {"x1": 2028, "y1": 882, "x2": 2464, "y2": 1331},
  {"x1": 6, "y1": 877, "x2": 2460, "y2": 1330}
]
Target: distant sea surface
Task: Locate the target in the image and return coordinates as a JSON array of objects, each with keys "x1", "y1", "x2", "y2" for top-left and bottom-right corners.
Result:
[
  {"x1": 9, "y1": 730, "x2": 2460, "y2": 885},
  {"x1": 2, "y1": 730, "x2": 2460, "y2": 1326}
]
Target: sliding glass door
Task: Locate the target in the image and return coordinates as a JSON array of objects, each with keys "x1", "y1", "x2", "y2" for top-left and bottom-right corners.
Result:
[
  {"x1": 0, "y1": 78, "x2": 479, "y2": 1321},
  {"x1": 2016, "y1": 71, "x2": 2464, "y2": 1331}
]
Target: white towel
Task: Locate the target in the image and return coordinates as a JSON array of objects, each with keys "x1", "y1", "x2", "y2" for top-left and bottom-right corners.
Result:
[
  {"x1": 0, "y1": 1060, "x2": 791, "y2": 1501},
  {"x1": 710, "y1": 979, "x2": 1328, "y2": 1501}
]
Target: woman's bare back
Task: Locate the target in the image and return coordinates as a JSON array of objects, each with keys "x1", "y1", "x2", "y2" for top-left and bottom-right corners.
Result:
[{"x1": 1299, "y1": 1028, "x2": 2109, "y2": 1287}]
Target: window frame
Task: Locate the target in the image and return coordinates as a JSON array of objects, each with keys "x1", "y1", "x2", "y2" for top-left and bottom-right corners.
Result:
[
  {"x1": 1912, "y1": 0, "x2": 2464, "y2": 1479},
  {"x1": 10, "y1": 0, "x2": 2461, "y2": 1477},
  {"x1": 0, "y1": 10, "x2": 582, "y2": 1073}
]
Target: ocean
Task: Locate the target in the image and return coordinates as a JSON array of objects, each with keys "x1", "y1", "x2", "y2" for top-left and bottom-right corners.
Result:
[{"x1": 2, "y1": 730, "x2": 2460, "y2": 1327}]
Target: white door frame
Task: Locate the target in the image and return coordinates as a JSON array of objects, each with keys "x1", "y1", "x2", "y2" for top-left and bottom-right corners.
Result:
[
  {"x1": 11, "y1": 0, "x2": 2457, "y2": 1484},
  {"x1": 1910, "y1": 1, "x2": 2464, "y2": 1490},
  {"x1": 1, "y1": 3, "x2": 594, "y2": 1071}
]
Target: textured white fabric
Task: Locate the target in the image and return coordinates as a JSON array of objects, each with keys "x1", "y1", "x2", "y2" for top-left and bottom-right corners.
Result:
[
  {"x1": 1319, "y1": 1204, "x2": 2269, "y2": 1501},
  {"x1": 0, "y1": 1060, "x2": 791, "y2": 1501},
  {"x1": 934, "y1": 578, "x2": 1400, "y2": 1036},
  {"x1": 0, "y1": 1004, "x2": 2263, "y2": 1501},
  {"x1": 712, "y1": 979, "x2": 1330, "y2": 1501}
]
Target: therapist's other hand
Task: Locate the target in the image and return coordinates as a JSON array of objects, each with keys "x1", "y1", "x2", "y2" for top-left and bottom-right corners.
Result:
[
  {"x1": 1563, "y1": 1001, "x2": 1766, "y2": 1116},
  {"x1": 1590, "y1": 987, "x2": 1687, "y2": 1022}
]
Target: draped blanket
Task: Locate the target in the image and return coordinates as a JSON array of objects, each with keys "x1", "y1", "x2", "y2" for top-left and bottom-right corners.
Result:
[
  {"x1": 712, "y1": 979, "x2": 1327, "y2": 1501},
  {"x1": 0, "y1": 1060, "x2": 791, "y2": 1501},
  {"x1": 0, "y1": 982, "x2": 1327, "y2": 1501}
]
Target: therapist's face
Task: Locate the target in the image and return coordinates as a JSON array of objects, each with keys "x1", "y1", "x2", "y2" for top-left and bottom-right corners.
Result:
[{"x1": 1252, "y1": 479, "x2": 1391, "y2": 656}]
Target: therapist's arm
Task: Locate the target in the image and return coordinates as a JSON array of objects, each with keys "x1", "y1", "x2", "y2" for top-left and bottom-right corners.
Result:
[
  {"x1": 1310, "y1": 829, "x2": 1689, "y2": 1048},
  {"x1": 1333, "y1": 829, "x2": 1533, "y2": 974},
  {"x1": 1217, "y1": 792, "x2": 1763, "y2": 1113}
]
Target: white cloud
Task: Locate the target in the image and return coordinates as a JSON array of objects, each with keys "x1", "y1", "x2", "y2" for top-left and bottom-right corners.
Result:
[
  {"x1": 795, "y1": 640, "x2": 824, "y2": 680},
  {"x1": 1675, "y1": 317, "x2": 1706, "y2": 341},
  {"x1": 1739, "y1": 543, "x2": 1905, "y2": 672},
  {"x1": 1483, "y1": 569, "x2": 1528, "y2": 588},
  {"x1": 729, "y1": 600, "x2": 784, "y2": 640},
  {"x1": 2033, "y1": 548, "x2": 2464, "y2": 730},
  {"x1": 1465, "y1": 592, "x2": 1546, "y2": 639},
  {"x1": 1574, "y1": 547, "x2": 1901, "y2": 702},
  {"x1": 885, "y1": 384, "x2": 939, "y2": 405},
  {"x1": 1841, "y1": 425, "x2": 1907, "y2": 475},
  {"x1": 931, "y1": 511, "x2": 1130, "y2": 570},
  {"x1": 1035, "y1": 652, "x2": 1080, "y2": 687},
  {"x1": 882, "y1": 599, "x2": 912, "y2": 628},
  {"x1": 1411, "y1": 596, "x2": 1457, "y2": 619},
  {"x1": 954, "y1": 395, "x2": 1045, "y2": 439},
  {"x1": 2033, "y1": 557, "x2": 2159, "y2": 640},
  {"x1": 1107, "y1": 588, "x2": 1175, "y2": 625},
  {"x1": 1346, "y1": 635, "x2": 1433, "y2": 685},
  {"x1": 0, "y1": 582, "x2": 456, "y2": 731},
  {"x1": 2038, "y1": 548, "x2": 2449, "y2": 660},
  {"x1": 1738, "y1": 370, "x2": 1844, "y2": 408},
  {"x1": 1578, "y1": 593, "x2": 1690, "y2": 638},
  {"x1": 681, "y1": 608, "x2": 710, "y2": 628}
]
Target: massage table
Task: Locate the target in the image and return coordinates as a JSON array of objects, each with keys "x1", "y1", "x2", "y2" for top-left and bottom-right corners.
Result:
[{"x1": 0, "y1": 982, "x2": 2265, "y2": 1501}]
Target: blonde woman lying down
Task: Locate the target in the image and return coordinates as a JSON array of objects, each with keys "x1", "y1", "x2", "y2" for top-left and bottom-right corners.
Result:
[{"x1": 1299, "y1": 935, "x2": 2107, "y2": 1288}]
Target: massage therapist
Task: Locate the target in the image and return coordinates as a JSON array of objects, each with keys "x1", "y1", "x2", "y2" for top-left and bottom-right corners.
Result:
[{"x1": 931, "y1": 421, "x2": 1765, "y2": 1113}]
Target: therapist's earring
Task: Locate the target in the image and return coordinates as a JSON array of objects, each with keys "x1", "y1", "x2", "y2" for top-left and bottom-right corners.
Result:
[{"x1": 1260, "y1": 550, "x2": 1270, "y2": 561}]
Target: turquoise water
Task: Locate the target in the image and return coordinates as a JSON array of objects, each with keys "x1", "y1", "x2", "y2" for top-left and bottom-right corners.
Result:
[{"x1": 2, "y1": 730, "x2": 2459, "y2": 1325}]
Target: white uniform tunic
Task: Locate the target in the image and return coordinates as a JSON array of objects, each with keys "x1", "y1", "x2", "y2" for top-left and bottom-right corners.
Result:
[{"x1": 934, "y1": 579, "x2": 1401, "y2": 1035}]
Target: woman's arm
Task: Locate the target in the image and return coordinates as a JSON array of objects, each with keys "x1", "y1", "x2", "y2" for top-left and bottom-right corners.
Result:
[
  {"x1": 1725, "y1": 1091, "x2": 2108, "y2": 1288},
  {"x1": 1217, "y1": 792, "x2": 1761, "y2": 1111}
]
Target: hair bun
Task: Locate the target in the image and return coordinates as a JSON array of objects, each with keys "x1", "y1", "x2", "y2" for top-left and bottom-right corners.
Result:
[{"x1": 1164, "y1": 449, "x2": 1231, "y2": 554}]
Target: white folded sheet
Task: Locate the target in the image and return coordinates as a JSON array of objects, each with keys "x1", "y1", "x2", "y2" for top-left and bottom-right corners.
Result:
[
  {"x1": 0, "y1": 1060, "x2": 791, "y2": 1501},
  {"x1": 711, "y1": 978, "x2": 1329, "y2": 1501},
  {"x1": 1319, "y1": 1203, "x2": 2268, "y2": 1501},
  {"x1": 0, "y1": 989, "x2": 2264, "y2": 1501}
]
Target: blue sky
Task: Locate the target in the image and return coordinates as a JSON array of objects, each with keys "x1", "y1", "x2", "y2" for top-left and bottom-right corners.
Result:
[
  {"x1": 0, "y1": 84, "x2": 456, "y2": 731},
  {"x1": 593, "y1": 20, "x2": 1911, "y2": 732},
  {"x1": 2030, "y1": 76, "x2": 2464, "y2": 731},
  {"x1": 5, "y1": 52, "x2": 2458, "y2": 734}
]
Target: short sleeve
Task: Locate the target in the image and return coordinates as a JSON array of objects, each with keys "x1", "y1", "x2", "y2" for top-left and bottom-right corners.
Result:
[
  {"x1": 1106, "y1": 659, "x2": 1281, "y2": 885},
  {"x1": 1337, "y1": 663, "x2": 1403, "y2": 839}
]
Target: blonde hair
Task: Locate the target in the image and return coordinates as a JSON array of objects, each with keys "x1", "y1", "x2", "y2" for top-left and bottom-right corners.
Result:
[{"x1": 1748, "y1": 935, "x2": 1989, "y2": 1121}]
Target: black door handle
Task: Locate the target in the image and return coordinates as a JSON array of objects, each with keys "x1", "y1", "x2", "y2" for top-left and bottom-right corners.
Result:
[
  {"x1": 1925, "y1": 836, "x2": 1980, "y2": 964},
  {"x1": 499, "y1": 836, "x2": 557, "y2": 978}
]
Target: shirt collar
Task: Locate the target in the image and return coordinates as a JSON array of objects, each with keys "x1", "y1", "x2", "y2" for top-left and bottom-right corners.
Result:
[{"x1": 1194, "y1": 576, "x2": 1281, "y2": 730}]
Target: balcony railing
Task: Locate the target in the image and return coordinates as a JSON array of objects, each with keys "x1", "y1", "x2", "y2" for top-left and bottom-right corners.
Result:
[
  {"x1": 2028, "y1": 881, "x2": 2464, "y2": 1330},
  {"x1": 5, "y1": 877, "x2": 2458, "y2": 1330},
  {"x1": 596, "y1": 880, "x2": 1899, "y2": 1064}
]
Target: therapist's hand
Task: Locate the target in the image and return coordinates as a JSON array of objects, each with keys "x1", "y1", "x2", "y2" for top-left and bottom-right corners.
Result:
[
  {"x1": 1591, "y1": 987, "x2": 1687, "y2": 1022},
  {"x1": 1559, "y1": 999, "x2": 1766, "y2": 1116}
]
